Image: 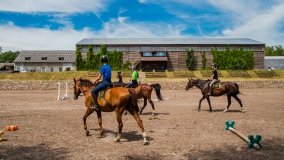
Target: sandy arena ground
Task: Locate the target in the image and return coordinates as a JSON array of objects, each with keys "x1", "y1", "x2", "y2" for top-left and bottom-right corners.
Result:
[{"x1": 0, "y1": 88, "x2": 284, "y2": 160}]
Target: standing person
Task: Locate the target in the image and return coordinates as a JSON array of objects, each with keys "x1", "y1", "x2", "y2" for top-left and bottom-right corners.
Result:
[
  {"x1": 207, "y1": 63, "x2": 218, "y2": 96},
  {"x1": 126, "y1": 66, "x2": 139, "y2": 88},
  {"x1": 90, "y1": 55, "x2": 112, "y2": 111},
  {"x1": 117, "y1": 71, "x2": 122, "y2": 82}
]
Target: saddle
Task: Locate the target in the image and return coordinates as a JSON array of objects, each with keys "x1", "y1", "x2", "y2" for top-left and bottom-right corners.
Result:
[
  {"x1": 213, "y1": 80, "x2": 221, "y2": 89},
  {"x1": 205, "y1": 80, "x2": 221, "y2": 90},
  {"x1": 98, "y1": 83, "x2": 113, "y2": 99}
]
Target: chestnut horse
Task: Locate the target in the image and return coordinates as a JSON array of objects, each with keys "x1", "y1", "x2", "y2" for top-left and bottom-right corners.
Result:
[
  {"x1": 113, "y1": 82, "x2": 163, "y2": 115},
  {"x1": 73, "y1": 78, "x2": 148, "y2": 145},
  {"x1": 185, "y1": 79, "x2": 244, "y2": 112}
]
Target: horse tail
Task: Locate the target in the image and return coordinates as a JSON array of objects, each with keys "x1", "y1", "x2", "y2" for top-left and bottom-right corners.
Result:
[
  {"x1": 151, "y1": 83, "x2": 163, "y2": 101},
  {"x1": 234, "y1": 83, "x2": 240, "y2": 95},
  {"x1": 128, "y1": 88, "x2": 139, "y2": 112}
]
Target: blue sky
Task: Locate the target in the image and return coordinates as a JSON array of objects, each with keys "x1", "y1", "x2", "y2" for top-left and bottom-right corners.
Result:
[{"x1": 0, "y1": 0, "x2": 284, "y2": 51}]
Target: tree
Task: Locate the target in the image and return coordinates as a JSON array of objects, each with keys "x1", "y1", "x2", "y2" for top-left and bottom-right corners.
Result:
[
  {"x1": 75, "y1": 47, "x2": 84, "y2": 70},
  {"x1": 265, "y1": 45, "x2": 284, "y2": 56},
  {"x1": 186, "y1": 48, "x2": 195, "y2": 70},
  {"x1": 86, "y1": 45, "x2": 95, "y2": 70},
  {"x1": 0, "y1": 51, "x2": 19, "y2": 63},
  {"x1": 201, "y1": 52, "x2": 207, "y2": 70}
]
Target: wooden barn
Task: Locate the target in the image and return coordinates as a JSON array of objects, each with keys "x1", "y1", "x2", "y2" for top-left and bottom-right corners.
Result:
[
  {"x1": 76, "y1": 38, "x2": 265, "y2": 71},
  {"x1": 14, "y1": 50, "x2": 75, "y2": 72}
]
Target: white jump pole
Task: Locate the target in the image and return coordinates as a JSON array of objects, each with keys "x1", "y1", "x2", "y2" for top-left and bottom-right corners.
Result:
[{"x1": 57, "y1": 82, "x2": 61, "y2": 100}]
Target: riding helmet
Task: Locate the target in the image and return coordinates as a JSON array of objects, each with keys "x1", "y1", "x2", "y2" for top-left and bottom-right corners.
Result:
[
  {"x1": 212, "y1": 63, "x2": 217, "y2": 68},
  {"x1": 101, "y1": 55, "x2": 108, "y2": 63}
]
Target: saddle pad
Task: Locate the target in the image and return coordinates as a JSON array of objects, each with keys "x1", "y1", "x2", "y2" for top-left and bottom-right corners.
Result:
[
  {"x1": 213, "y1": 82, "x2": 221, "y2": 89},
  {"x1": 98, "y1": 89, "x2": 107, "y2": 99}
]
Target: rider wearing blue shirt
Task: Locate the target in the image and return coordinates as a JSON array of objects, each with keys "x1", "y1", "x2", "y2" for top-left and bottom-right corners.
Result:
[{"x1": 91, "y1": 55, "x2": 112, "y2": 111}]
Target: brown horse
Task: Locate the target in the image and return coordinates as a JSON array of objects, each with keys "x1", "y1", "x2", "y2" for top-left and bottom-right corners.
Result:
[
  {"x1": 113, "y1": 82, "x2": 163, "y2": 115},
  {"x1": 185, "y1": 79, "x2": 244, "y2": 112},
  {"x1": 73, "y1": 78, "x2": 149, "y2": 145}
]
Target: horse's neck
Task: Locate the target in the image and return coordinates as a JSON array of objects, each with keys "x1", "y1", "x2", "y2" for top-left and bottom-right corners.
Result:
[{"x1": 194, "y1": 80, "x2": 207, "y2": 90}]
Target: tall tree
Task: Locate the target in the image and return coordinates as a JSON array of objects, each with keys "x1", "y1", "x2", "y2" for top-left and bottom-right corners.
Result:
[
  {"x1": 186, "y1": 48, "x2": 195, "y2": 70},
  {"x1": 75, "y1": 47, "x2": 84, "y2": 70},
  {"x1": 0, "y1": 51, "x2": 19, "y2": 63},
  {"x1": 86, "y1": 45, "x2": 95, "y2": 70}
]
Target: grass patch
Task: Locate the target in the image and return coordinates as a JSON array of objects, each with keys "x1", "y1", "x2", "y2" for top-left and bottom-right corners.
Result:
[
  {"x1": 227, "y1": 70, "x2": 251, "y2": 78},
  {"x1": 173, "y1": 70, "x2": 195, "y2": 78},
  {"x1": 254, "y1": 70, "x2": 279, "y2": 78}
]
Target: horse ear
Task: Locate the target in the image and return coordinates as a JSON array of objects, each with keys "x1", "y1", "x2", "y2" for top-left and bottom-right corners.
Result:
[{"x1": 73, "y1": 78, "x2": 76, "y2": 82}]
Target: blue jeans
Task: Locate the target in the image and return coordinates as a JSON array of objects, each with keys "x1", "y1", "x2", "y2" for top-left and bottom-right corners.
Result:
[{"x1": 92, "y1": 80, "x2": 110, "y2": 96}]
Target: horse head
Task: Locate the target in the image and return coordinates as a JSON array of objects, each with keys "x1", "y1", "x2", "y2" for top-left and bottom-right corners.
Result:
[
  {"x1": 73, "y1": 78, "x2": 82, "y2": 100},
  {"x1": 185, "y1": 78, "x2": 194, "y2": 91}
]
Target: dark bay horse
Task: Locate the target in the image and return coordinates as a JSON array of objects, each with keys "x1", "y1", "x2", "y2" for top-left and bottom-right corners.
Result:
[
  {"x1": 185, "y1": 79, "x2": 244, "y2": 113},
  {"x1": 113, "y1": 82, "x2": 163, "y2": 115},
  {"x1": 73, "y1": 78, "x2": 149, "y2": 145}
]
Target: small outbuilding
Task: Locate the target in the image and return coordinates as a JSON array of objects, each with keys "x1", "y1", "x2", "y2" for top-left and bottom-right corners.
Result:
[{"x1": 14, "y1": 50, "x2": 75, "y2": 72}]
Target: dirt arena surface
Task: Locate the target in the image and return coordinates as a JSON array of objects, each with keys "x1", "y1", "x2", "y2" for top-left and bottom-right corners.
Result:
[{"x1": 0, "y1": 88, "x2": 283, "y2": 160}]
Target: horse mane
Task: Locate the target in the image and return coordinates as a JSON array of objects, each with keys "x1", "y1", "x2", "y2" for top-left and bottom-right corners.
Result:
[{"x1": 78, "y1": 78, "x2": 94, "y2": 87}]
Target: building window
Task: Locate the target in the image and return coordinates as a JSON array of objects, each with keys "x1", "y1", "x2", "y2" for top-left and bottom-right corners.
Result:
[
  {"x1": 41, "y1": 57, "x2": 47, "y2": 61},
  {"x1": 155, "y1": 52, "x2": 167, "y2": 56},
  {"x1": 41, "y1": 66, "x2": 46, "y2": 72},
  {"x1": 50, "y1": 67, "x2": 54, "y2": 72},
  {"x1": 142, "y1": 52, "x2": 167, "y2": 57},
  {"x1": 143, "y1": 52, "x2": 152, "y2": 57},
  {"x1": 58, "y1": 57, "x2": 64, "y2": 61},
  {"x1": 59, "y1": 66, "x2": 63, "y2": 72},
  {"x1": 25, "y1": 57, "x2": 31, "y2": 61}
]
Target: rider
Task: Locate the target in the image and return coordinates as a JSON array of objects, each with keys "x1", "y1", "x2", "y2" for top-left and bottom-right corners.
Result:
[
  {"x1": 126, "y1": 65, "x2": 139, "y2": 88},
  {"x1": 117, "y1": 71, "x2": 122, "y2": 83},
  {"x1": 207, "y1": 63, "x2": 218, "y2": 96},
  {"x1": 90, "y1": 55, "x2": 112, "y2": 111}
]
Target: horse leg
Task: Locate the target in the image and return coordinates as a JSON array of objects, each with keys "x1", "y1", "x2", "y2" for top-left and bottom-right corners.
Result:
[
  {"x1": 205, "y1": 96, "x2": 212, "y2": 112},
  {"x1": 128, "y1": 108, "x2": 149, "y2": 145},
  {"x1": 147, "y1": 99, "x2": 155, "y2": 116},
  {"x1": 96, "y1": 111, "x2": 103, "y2": 137},
  {"x1": 83, "y1": 108, "x2": 94, "y2": 136},
  {"x1": 233, "y1": 95, "x2": 244, "y2": 113},
  {"x1": 224, "y1": 95, "x2": 232, "y2": 113},
  {"x1": 114, "y1": 110, "x2": 123, "y2": 143},
  {"x1": 198, "y1": 96, "x2": 206, "y2": 111},
  {"x1": 139, "y1": 96, "x2": 147, "y2": 115}
]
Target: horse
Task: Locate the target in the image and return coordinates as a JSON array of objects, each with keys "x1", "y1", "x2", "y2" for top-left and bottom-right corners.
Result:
[
  {"x1": 185, "y1": 79, "x2": 244, "y2": 113},
  {"x1": 113, "y1": 82, "x2": 163, "y2": 115},
  {"x1": 73, "y1": 78, "x2": 149, "y2": 145}
]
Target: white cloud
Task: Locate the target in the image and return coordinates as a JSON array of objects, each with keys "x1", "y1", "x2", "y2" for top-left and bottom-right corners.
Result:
[
  {"x1": 0, "y1": 18, "x2": 186, "y2": 51},
  {"x1": 221, "y1": 1, "x2": 284, "y2": 46},
  {"x1": 0, "y1": 0, "x2": 108, "y2": 13},
  {"x1": 0, "y1": 23, "x2": 94, "y2": 51}
]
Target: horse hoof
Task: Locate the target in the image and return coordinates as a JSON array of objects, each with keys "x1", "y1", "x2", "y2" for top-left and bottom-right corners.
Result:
[
  {"x1": 143, "y1": 141, "x2": 149, "y2": 145},
  {"x1": 241, "y1": 109, "x2": 245, "y2": 113},
  {"x1": 223, "y1": 109, "x2": 228, "y2": 113},
  {"x1": 86, "y1": 130, "x2": 90, "y2": 136},
  {"x1": 113, "y1": 138, "x2": 120, "y2": 143}
]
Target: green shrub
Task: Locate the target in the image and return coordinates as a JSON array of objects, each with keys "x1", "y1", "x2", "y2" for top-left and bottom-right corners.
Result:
[{"x1": 212, "y1": 47, "x2": 254, "y2": 70}]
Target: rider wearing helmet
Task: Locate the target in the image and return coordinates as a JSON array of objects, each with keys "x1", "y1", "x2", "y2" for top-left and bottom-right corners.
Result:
[
  {"x1": 117, "y1": 71, "x2": 122, "y2": 83},
  {"x1": 126, "y1": 65, "x2": 139, "y2": 88},
  {"x1": 90, "y1": 55, "x2": 112, "y2": 111},
  {"x1": 207, "y1": 63, "x2": 218, "y2": 96}
]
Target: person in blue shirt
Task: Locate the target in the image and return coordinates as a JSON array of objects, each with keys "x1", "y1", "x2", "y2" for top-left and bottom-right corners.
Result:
[{"x1": 90, "y1": 55, "x2": 112, "y2": 111}]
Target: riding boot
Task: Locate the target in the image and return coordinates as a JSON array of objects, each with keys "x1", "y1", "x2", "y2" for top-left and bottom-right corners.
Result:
[{"x1": 90, "y1": 94, "x2": 100, "y2": 111}]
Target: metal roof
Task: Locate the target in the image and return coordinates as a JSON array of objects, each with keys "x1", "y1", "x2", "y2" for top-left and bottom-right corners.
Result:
[
  {"x1": 14, "y1": 50, "x2": 75, "y2": 63},
  {"x1": 76, "y1": 38, "x2": 264, "y2": 45}
]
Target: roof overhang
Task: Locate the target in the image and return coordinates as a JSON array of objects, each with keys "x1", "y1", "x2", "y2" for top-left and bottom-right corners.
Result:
[{"x1": 140, "y1": 56, "x2": 168, "y2": 61}]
